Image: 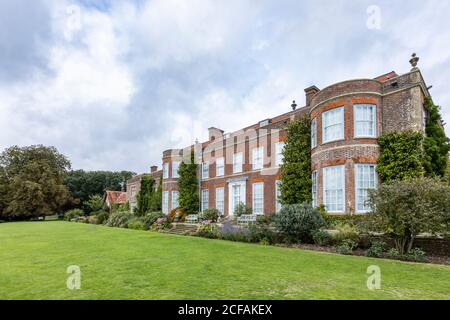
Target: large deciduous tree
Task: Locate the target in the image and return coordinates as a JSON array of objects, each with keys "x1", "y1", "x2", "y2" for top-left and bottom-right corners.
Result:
[
  {"x1": 0, "y1": 145, "x2": 72, "y2": 220},
  {"x1": 280, "y1": 116, "x2": 312, "y2": 205}
]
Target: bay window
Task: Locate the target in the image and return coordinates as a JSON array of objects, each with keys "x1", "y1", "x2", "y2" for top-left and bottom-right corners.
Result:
[
  {"x1": 311, "y1": 118, "x2": 317, "y2": 148},
  {"x1": 172, "y1": 161, "x2": 180, "y2": 178},
  {"x1": 311, "y1": 171, "x2": 317, "y2": 207}
]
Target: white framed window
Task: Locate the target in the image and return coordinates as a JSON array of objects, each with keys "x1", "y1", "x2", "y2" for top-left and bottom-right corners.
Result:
[
  {"x1": 354, "y1": 104, "x2": 376, "y2": 137},
  {"x1": 323, "y1": 165, "x2": 345, "y2": 212},
  {"x1": 162, "y1": 191, "x2": 169, "y2": 214},
  {"x1": 275, "y1": 142, "x2": 285, "y2": 167},
  {"x1": 252, "y1": 147, "x2": 264, "y2": 170},
  {"x1": 322, "y1": 107, "x2": 344, "y2": 143},
  {"x1": 130, "y1": 186, "x2": 137, "y2": 198},
  {"x1": 163, "y1": 163, "x2": 169, "y2": 179},
  {"x1": 216, "y1": 187, "x2": 224, "y2": 214},
  {"x1": 233, "y1": 152, "x2": 243, "y2": 173},
  {"x1": 171, "y1": 191, "x2": 179, "y2": 209},
  {"x1": 202, "y1": 162, "x2": 209, "y2": 179},
  {"x1": 312, "y1": 171, "x2": 317, "y2": 207},
  {"x1": 311, "y1": 118, "x2": 317, "y2": 148},
  {"x1": 216, "y1": 157, "x2": 224, "y2": 177},
  {"x1": 252, "y1": 182, "x2": 264, "y2": 215},
  {"x1": 201, "y1": 189, "x2": 209, "y2": 212},
  {"x1": 275, "y1": 180, "x2": 282, "y2": 213},
  {"x1": 172, "y1": 161, "x2": 180, "y2": 178},
  {"x1": 355, "y1": 164, "x2": 377, "y2": 213}
]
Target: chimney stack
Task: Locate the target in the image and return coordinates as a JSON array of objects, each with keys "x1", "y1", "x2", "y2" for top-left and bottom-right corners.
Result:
[
  {"x1": 304, "y1": 85, "x2": 320, "y2": 107},
  {"x1": 151, "y1": 166, "x2": 158, "y2": 173},
  {"x1": 208, "y1": 127, "x2": 224, "y2": 141}
]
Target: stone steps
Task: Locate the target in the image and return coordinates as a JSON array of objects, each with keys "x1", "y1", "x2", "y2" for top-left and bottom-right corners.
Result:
[{"x1": 166, "y1": 223, "x2": 199, "y2": 235}]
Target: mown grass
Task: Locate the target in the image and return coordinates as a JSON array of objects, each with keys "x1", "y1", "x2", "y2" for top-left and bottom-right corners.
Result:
[{"x1": 0, "y1": 221, "x2": 449, "y2": 300}]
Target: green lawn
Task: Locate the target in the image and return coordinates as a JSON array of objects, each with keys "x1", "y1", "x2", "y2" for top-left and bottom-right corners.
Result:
[{"x1": 0, "y1": 221, "x2": 449, "y2": 300}]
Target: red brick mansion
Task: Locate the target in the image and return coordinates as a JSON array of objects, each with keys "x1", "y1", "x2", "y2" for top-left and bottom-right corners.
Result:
[{"x1": 150, "y1": 56, "x2": 431, "y2": 216}]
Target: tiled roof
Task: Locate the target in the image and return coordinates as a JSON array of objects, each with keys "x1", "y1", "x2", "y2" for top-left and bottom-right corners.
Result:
[{"x1": 105, "y1": 191, "x2": 127, "y2": 204}]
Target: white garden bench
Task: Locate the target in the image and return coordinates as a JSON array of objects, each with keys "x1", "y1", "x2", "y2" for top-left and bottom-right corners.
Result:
[
  {"x1": 185, "y1": 214, "x2": 199, "y2": 224},
  {"x1": 237, "y1": 214, "x2": 257, "y2": 225}
]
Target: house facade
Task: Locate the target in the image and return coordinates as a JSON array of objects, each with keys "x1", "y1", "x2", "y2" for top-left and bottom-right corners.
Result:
[
  {"x1": 161, "y1": 61, "x2": 430, "y2": 216},
  {"x1": 126, "y1": 166, "x2": 162, "y2": 212}
]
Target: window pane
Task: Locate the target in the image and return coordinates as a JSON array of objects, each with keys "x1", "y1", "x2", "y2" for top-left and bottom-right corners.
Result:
[
  {"x1": 172, "y1": 161, "x2": 180, "y2": 178},
  {"x1": 216, "y1": 157, "x2": 224, "y2": 176},
  {"x1": 171, "y1": 191, "x2": 179, "y2": 209},
  {"x1": 252, "y1": 147, "x2": 264, "y2": 170},
  {"x1": 322, "y1": 107, "x2": 344, "y2": 143},
  {"x1": 201, "y1": 190, "x2": 209, "y2": 211},
  {"x1": 323, "y1": 165, "x2": 344, "y2": 212},
  {"x1": 252, "y1": 183, "x2": 264, "y2": 215},
  {"x1": 162, "y1": 191, "x2": 169, "y2": 214},
  {"x1": 355, "y1": 164, "x2": 376, "y2": 212},
  {"x1": 202, "y1": 162, "x2": 209, "y2": 179},
  {"x1": 275, "y1": 142, "x2": 285, "y2": 166},
  {"x1": 354, "y1": 104, "x2": 376, "y2": 137},
  {"x1": 275, "y1": 181, "x2": 282, "y2": 213},
  {"x1": 311, "y1": 171, "x2": 317, "y2": 207},
  {"x1": 216, "y1": 188, "x2": 224, "y2": 214},
  {"x1": 233, "y1": 153, "x2": 242, "y2": 173},
  {"x1": 311, "y1": 118, "x2": 317, "y2": 148}
]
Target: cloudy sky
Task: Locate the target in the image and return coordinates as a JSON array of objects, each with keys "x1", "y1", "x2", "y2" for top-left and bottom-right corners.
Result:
[{"x1": 1, "y1": 0, "x2": 449, "y2": 173}]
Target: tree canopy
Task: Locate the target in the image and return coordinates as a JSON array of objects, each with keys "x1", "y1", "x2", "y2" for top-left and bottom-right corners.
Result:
[
  {"x1": 64, "y1": 170, "x2": 135, "y2": 210},
  {"x1": 0, "y1": 145, "x2": 72, "y2": 220}
]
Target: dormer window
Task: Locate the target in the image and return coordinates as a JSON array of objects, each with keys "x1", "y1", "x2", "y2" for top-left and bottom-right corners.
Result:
[{"x1": 259, "y1": 119, "x2": 270, "y2": 127}]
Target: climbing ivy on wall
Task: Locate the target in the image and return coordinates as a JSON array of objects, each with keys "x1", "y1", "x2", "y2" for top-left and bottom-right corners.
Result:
[
  {"x1": 280, "y1": 116, "x2": 312, "y2": 205},
  {"x1": 423, "y1": 97, "x2": 450, "y2": 178},
  {"x1": 135, "y1": 174, "x2": 155, "y2": 216},
  {"x1": 376, "y1": 131, "x2": 425, "y2": 183},
  {"x1": 178, "y1": 150, "x2": 199, "y2": 215}
]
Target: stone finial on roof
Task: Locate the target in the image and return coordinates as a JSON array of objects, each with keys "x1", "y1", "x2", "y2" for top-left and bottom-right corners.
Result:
[{"x1": 409, "y1": 53, "x2": 419, "y2": 70}]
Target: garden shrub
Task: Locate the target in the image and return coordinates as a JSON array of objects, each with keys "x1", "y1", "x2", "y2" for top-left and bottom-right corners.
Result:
[
  {"x1": 196, "y1": 222, "x2": 219, "y2": 239},
  {"x1": 274, "y1": 203, "x2": 325, "y2": 242},
  {"x1": 366, "y1": 241, "x2": 386, "y2": 258},
  {"x1": 142, "y1": 211, "x2": 164, "y2": 230},
  {"x1": 233, "y1": 203, "x2": 252, "y2": 217},
  {"x1": 332, "y1": 223, "x2": 360, "y2": 245},
  {"x1": 312, "y1": 230, "x2": 333, "y2": 246},
  {"x1": 202, "y1": 208, "x2": 220, "y2": 222},
  {"x1": 219, "y1": 221, "x2": 251, "y2": 242},
  {"x1": 387, "y1": 248, "x2": 400, "y2": 259},
  {"x1": 106, "y1": 212, "x2": 133, "y2": 228},
  {"x1": 248, "y1": 224, "x2": 278, "y2": 244},
  {"x1": 405, "y1": 248, "x2": 427, "y2": 262},
  {"x1": 87, "y1": 215, "x2": 98, "y2": 224},
  {"x1": 368, "y1": 177, "x2": 450, "y2": 255},
  {"x1": 335, "y1": 240, "x2": 357, "y2": 255},
  {"x1": 96, "y1": 211, "x2": 109, "y2": 225},
  {"x1": 64, "y1": 209, "x2": 84, "y2": 221},
  {"x1": 152, "y1": 216, "x2": 172, "y2": 231},
  {"x1": 128, "y1": 218, "x2": 146, "y2": 230}
]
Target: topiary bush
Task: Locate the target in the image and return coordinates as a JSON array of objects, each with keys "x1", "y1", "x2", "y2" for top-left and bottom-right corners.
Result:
[
  {"x1": 106, "y1": 212, "x2": 133, "y2": 228},
  {"x1": 202, "y1": 208, "x2": 220, "y2": 222},
  {"x1": 274, "y1": 203, "x2": 325, "y2": 243},
  {"x1": 64, "y1": 209, "x2": 84, "y2": 221}
]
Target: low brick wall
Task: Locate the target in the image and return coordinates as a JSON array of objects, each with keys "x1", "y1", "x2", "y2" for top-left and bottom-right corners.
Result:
[{"x1": 367, "y1": 235, "x2": 450, "y2": 257}]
